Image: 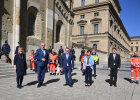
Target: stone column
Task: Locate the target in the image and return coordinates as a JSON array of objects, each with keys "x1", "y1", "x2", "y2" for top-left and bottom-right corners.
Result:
[{"x1": 12, "y1": 0, "x2": 20, "y2": 63}]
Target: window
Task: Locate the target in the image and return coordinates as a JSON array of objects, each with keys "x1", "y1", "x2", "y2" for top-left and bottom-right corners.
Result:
[
  {"x1": 80, "y1": 26, "x2": 84, "y2": 35},
  {"x1": 94, "y1": 24, "x2": 98, "y2": 34},
  {"x1": 80, "y1": 15, "x2": 85, "y2": 19},
  {"x1": 94, "y1": 12, "x2": 99, "y2": 16},
  {"x1": 117, "y1": 30, "x2": 120, "y2": 34},
  {"x1": 136, "y1": 42, "x2": 138, "y2": 44},
  {"x1": 93, "y1": 44, "x2": 97, "y2": 50},
  {"x1": 114, "y1": 25, "x2": 117, "y2": 31},
  {"x1": 81, "y1": 0, "x2": 85, "y2": 7},
  {"x1": 110, "y1": 20, "x2": 113, "y2": 27},
  {"x1": 131, "y1": 47, "x2": 133, "y2": 52},
  {"x1": 95, "y1": 0, "x2": 99, "y2": 3},
  {"x1": 131, "y1": 42, "x2": 133, "y2": 44},
  {"x1": 28, "y1": 13, "x2": 36, "y2": 36},
  {"x1": 136, "y1": 46, "x2": 139, "y2": 51}
]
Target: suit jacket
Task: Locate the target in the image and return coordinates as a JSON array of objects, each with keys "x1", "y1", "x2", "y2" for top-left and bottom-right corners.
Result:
[
  {"x1": 2, "y1": 44, "x2": 10, "y2": 54},
  {"x1": 108, "y1": 53, "x2": 121, "y2": 68},
  {"x1": 83, "y1": 56, "x2": 94, "y2": 70},
  {"x1": 61, "y1": 53, "x2": 74, "y2": 68},
  {"x1": 35, "y1": 48, "x2": 49, "y2": 67}
]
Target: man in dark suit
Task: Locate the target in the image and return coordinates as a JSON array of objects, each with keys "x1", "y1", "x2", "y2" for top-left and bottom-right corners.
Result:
[
  {"x1": 61, "y1": 48, "x2": 74, "y2": 87},
  {"x1": 35, "y1": 43, "x2": 49, "y2": 88},
  {"x1": 108, "y1": 48, "x2": 121, "y2": 87},
  {"x1": 58, "y1": 46, "x2": 64, "y2": 54}
]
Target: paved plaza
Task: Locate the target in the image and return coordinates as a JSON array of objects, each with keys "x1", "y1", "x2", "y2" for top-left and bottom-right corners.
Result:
[{"x1": 0, "y1": 62, "x2": 140, "y2": 100}]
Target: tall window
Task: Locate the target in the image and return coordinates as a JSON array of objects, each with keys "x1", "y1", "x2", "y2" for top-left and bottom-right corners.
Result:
[
  {"x1": 110, "y1": 20, "x2": 113, "y2": 27},
  {"x1": 28, "y1": 13, "x2": 36, "y2": 36},
  {"x1": 95, "y1": 0, "x2": 99, "y2": 3},
  {"x1": 136, "y1": 46, "x2": 139, "y2": 51},
  {"x1": 114, "y1": 25, "x2": 117, "y2": 31},
  {"x1": 80, "y1": 26, "x2": 84, "y2": 35},
  {"x1": 94, "y1": 24, "x2": 98, "y2": 34},
  {"x1": 81, "y1": 0, "x2": 85, "y2": 7},
  {"x1": 93, "y1": 44, "x2": 97, "y2": 50}
]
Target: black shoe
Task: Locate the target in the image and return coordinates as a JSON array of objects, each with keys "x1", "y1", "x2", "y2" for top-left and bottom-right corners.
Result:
[
  {"x1": 69, "y1": 84, "x2": 73, "y2": 87},
  {"x1": 130, "y1": 80, "x2": 134, "y2": 84},
  {"x1": 37, "y1": 84, "x2": 41, "y2": 88},
  {"x1": 110, "y1": 84, "x2": 112, "y2": 86},
  {"x1": 114, "y1": 84, "x2": 117, "y2": 87},
  {"x1": 17, "y1": 85, "x2": 20, "y2": 88},
  {"x1": 136, "y1": 81, "x2": 139, "y2": 84},
  {"x1": 85, "y1": 83, "x2": 88, "y2": 86},
  {"x1": 19, "y1": 85, "x2": 23, "y2": 89},
  {"x1": 63, "y1": 84, "x2": 69, "y2": 86}
]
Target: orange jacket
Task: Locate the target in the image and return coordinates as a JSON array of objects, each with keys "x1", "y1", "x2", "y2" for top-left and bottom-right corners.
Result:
[
  {"x1": 29, "y1": 54, "x2": 34, "y2": 61},
  {"x1": 49, "y1": 53, "x2": 58, "y2": 64},
  {"x1": 81, "y1": 54, "x2": 87, "y2": 63},
  {"x1": 130, "y1": 56, "x2": 140, "y2": 68}
]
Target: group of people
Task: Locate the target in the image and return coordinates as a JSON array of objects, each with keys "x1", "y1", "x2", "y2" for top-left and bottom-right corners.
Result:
[
  {"x1": 14, "y1": 43, "x2": 75, "y2": 88},
  {"x1": 0, "y1": 41, "x2": 140, "y2": 89}
]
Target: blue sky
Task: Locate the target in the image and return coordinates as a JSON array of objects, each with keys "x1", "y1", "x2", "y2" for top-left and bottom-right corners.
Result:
[{"x1": 119, "y1": 0, "x2": 140, "y2": 37}]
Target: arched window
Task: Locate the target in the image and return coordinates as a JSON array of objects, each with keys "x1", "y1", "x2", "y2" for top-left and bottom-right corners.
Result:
[
  {"x1": 28, "y1": 13, "x2": 36, "y2": 36},
  {"x1": 93, "y1": 44, "x2": 97, "y2": 50},
  {"x1": 27, "y1": 7, "x2": 38, "y2": 36}
]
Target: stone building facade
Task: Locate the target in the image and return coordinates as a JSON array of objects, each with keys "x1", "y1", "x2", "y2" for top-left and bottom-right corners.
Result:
[
  {"x1": 0, "y1": 0, "x2": 74, "y2": 60},
  {"x1": 130, "y1": 36, "x2": 140, "y2": 56},
  {"x1": 72, "y1": 0, "x2": 130, "y2": 62}
]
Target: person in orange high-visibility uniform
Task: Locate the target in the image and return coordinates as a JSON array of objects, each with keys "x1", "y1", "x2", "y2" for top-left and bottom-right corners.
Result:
[
  {"x1": 49, "y1": 49, "x2": 58, "y2": 75},
  {"x1": 81, "y1": 52, "x2": 87, "y2": 75},
  {"x1": 130, "y1": 51, "x2": 140, "y2": 84},
  {"x1": 29, "y1": 50, "x2": 35, "y2": 71}
]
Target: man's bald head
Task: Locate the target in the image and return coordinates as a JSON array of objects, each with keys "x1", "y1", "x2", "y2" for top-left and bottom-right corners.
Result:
[{"x1": 41, "y1": 43, "x2": 46, "y2": 49}]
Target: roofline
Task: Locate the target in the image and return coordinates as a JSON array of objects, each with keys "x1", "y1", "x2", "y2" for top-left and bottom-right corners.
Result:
[
  {"x1": 114, "y1": 0, "x2": 122, "y2": 12},
  {"x1": 109, "y1": 3, "x2": 130, "y2": 41},
  {"x1": 130, "y1": 36, "x2": 140, "y2": 40}
]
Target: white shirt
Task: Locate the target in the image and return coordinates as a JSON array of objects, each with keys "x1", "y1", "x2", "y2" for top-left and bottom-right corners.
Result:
[
  {"x1": 66, "y1": 53, "x2": 69, "y2": 66},
  {"x1": 113, "y1": 54, "x2": 116, "y2": 65},
  {"x1": 42, "y1": 49, "x2": 46, "y2": 56}
]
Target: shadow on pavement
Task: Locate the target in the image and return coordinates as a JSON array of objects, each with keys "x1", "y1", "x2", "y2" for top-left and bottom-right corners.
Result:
[
  {"x1": 24, "y1": 81, "x2": 38, "y2": 86},
  {"x1": 71, "y1": 73, "x2": 77, "y2": 76},
  {"x1": 105, "y1": 79, "x2": 111, "y2": 84},
  {"x1": 72, "y1": 79, "x2": 78, "y2": 85},
  {"x1": 124, "y1": 78, "x2": 131, "y2": 83},
  {"x1": 98, "y1": 68, "x2": 130, "y2": 72},
  {"x1": 44, "y1": 78, "x2": 60, "y2": 85}
]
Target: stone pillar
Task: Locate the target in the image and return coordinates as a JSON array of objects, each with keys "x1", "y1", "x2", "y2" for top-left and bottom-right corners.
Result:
[{"x1": 12, "y1": 0, "x2": 20, "y2": 63}]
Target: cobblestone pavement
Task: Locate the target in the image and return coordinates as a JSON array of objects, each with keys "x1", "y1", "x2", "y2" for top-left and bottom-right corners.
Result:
[{"x1": 0, "y1": 62, "x2": 139, "y2": 100}]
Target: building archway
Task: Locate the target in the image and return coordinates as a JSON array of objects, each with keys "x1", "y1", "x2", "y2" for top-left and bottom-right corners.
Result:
[{"x1": 56, "y1": 20, "x2": 65, "y2": 43}]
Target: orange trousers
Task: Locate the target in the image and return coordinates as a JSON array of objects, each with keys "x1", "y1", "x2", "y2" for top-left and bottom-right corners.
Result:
[
  {"x1": 30, "y1": 61, "x2": 35, "y2": 69},
  {"x1": 131, "y1": 67, "x2": 139, "y2": 81},
  {"x1": 50, "y1": 64, "x2": 56, "y2": 71}
]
